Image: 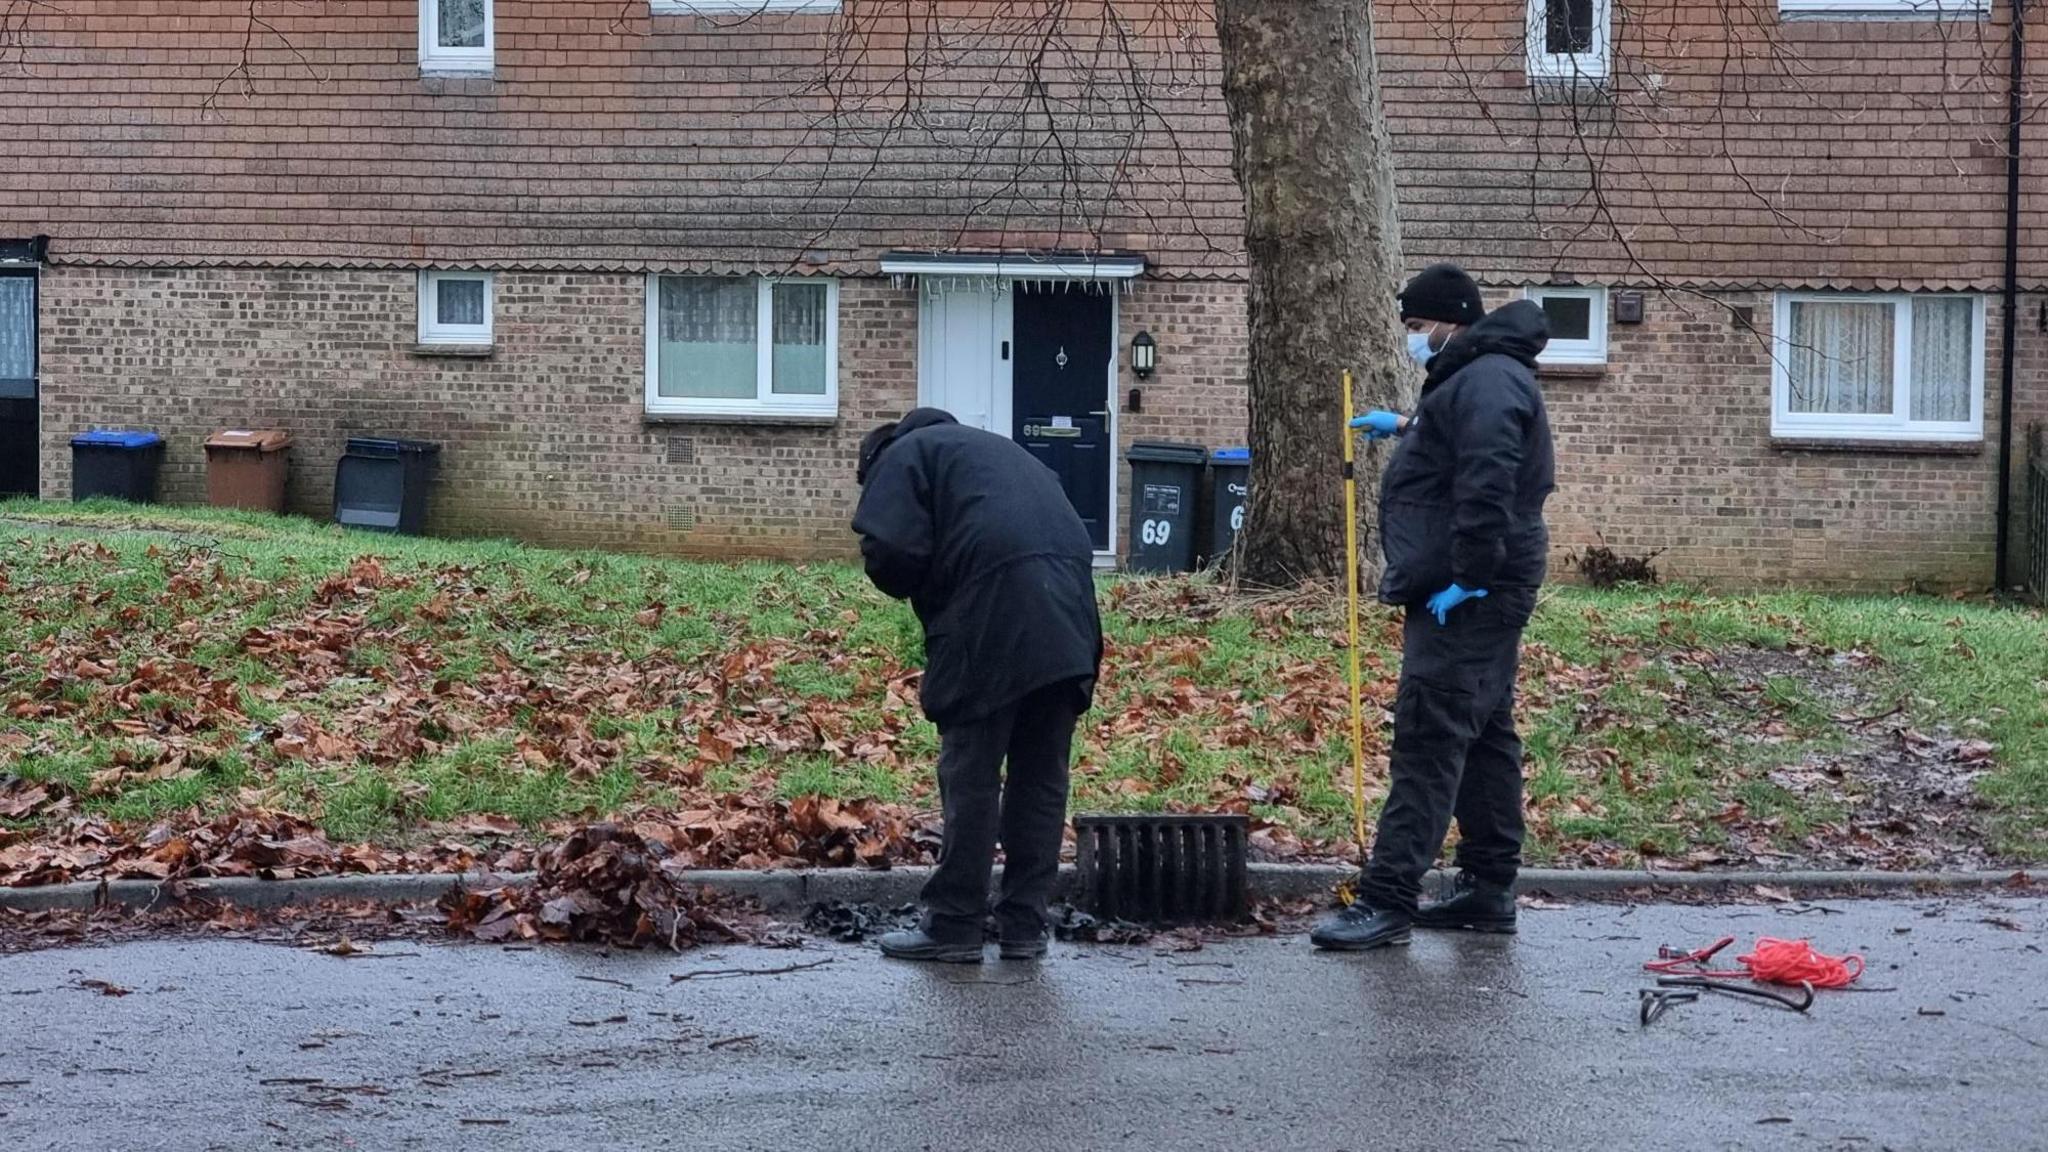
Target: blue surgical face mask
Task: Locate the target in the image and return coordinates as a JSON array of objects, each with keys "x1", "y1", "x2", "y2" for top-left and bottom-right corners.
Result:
[{"x1": 1406, "y1": 329, "x2": 1437, "y2": 366}]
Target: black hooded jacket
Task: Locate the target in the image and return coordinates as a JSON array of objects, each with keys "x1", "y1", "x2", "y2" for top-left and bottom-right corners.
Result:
[
  {"x1": 1378, "y1": 300, "x2": 1557, "y2": 607},
  {"x1": 852, "y1": 409, "x2": 1103, "y2": 728}
]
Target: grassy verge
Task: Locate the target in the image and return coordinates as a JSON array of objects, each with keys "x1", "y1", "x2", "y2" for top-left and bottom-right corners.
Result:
[{"x1": 2, "y1": 500, "x2": 2042, "y2": 872}]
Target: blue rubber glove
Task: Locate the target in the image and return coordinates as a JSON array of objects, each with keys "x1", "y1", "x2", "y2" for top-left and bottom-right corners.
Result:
[
  {"x1": 1349, "y1": 410, "x2": 1402, "y2": 440},
  {"x1": 1425, "y1": 583, "x2": 1488, "y2": 625}
]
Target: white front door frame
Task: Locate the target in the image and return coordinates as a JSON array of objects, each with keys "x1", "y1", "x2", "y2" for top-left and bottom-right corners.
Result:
[{"x1": 914, "y1": 280, "x2": 1121, "y2": 564}]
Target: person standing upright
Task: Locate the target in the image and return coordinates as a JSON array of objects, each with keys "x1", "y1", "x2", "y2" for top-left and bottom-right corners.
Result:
[{"x1": 1313, "y1": 263, "x2": 1556, "y2": 951}]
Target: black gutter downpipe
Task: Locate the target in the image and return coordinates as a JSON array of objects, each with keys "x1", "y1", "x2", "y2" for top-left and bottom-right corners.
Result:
[{"x1": 1996, "y1": 0, "x2": 2026, "y2": 592}]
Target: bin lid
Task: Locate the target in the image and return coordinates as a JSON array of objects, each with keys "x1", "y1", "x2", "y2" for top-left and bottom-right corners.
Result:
[
  {"x1": 1211, "y1": 447, "x2": 1250, "y2": 464},
  {"x1": 1125, "y1": 440, "x2": 1206, "y2": 465},
  {"x1": 71, "y1": 430, "x2": 161, "y2": 449},
  {"x1": 345, "y1": 436, "x2": 441, "y2": 457},
  {"x1": 205, "y1": 429, "x2": 293, "y2": 452}
]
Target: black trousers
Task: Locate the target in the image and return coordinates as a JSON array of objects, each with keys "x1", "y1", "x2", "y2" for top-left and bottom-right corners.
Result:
[
  {"x1": 920, "y1": 682, "x2": 1081, "y2": 944},
  {"x1": 1358, "y1": 586, "x2": 1534, "y2": 913}
]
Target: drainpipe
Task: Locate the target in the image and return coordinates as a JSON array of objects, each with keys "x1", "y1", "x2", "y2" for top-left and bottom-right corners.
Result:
[{"x1": 1995, "y1": 0, "x2": 2026, "y2": 591}]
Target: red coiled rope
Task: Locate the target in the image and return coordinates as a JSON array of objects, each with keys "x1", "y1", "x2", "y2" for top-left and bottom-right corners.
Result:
[
  {"x1": 1739, "y1": 937, "x2": 1864, "y2": 989},
  {"x1": 1645, "y1": 935, "x2": 1863, "y2": 989}
]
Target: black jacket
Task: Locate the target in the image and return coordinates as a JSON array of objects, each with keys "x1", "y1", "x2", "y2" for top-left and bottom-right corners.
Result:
[
  {"x1": 1378, "y1": 300, "x2": 1557, "y2": 607},
  {"x1": 852, "y1": 409, "x2": 1103, "y2": 728}
]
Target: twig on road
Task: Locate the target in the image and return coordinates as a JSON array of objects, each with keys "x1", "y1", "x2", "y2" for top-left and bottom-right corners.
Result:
[
  {"x1": 574, "y1": 975, "x2": 637, "y2": 990},
  {"x1": 708, "y1": 1034, "x2": 759, "y2": 1050},
  {"x1": 670, "y1": 958, "x2": 834, "y2": 982}
]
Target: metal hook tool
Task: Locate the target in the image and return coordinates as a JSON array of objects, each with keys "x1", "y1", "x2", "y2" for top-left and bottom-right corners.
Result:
[{"x1": 1656, "y1": 975, "x2": 1816, "y2": 1013}]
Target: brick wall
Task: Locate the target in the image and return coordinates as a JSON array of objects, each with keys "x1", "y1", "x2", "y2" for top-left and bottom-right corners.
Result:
[
  {"x1": 2014, "y1": 294, "x2": 2048, "y2": 591},
  {"x1": 1529, "y1": 287, "x2": 2038, "y2": 590},
  {"x1": 34, "y1": 265, "x2": 2037, "y2": 588},
  {"x1": 36, "y1": 267, "x2": 1251, "y2": 562},
  {"x1": 37, "y1": 266, "x2": 916, "y2": 558},
  {"x1": 1113, "y1": 280, "x2": 1252, "y2": 553}
]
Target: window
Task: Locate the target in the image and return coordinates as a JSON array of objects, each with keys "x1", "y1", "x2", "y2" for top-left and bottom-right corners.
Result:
[
  {"x1": 420, "y1": 0, "x2": 492, "y2": 73},
  {"x1": 1777, "y1": 0, "x2": 1986, "y2": 17},
  {"x1": 646, "y1": 276, "x2": 838, "y2": 418},
  {"x1": 1524, "y1": 286, "x2": 1607, "y2": 366},
  {"x1": 0, "y1": 275, "x2": 32, "y2": 400},
  {"x1": 1771, "y1": 293, "x2": 1983, "y2": 442},
  {"x1": 418, "y1": 271, "x2": 493, "y2": 345},
  {"x1": 650, "y1": 0, "x2": 838, "y2": 12},
  {"x1": 1527, "y1": 0, "x2": 1610, "y2": 80}
]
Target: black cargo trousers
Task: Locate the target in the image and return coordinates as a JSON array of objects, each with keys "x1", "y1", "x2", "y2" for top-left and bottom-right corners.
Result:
[
  {"x1": 1358, "y1": 585, "x2": 1537, "y2": 913},
  {"x1": 919, "y1": 681, "x2": 1084, "y2": 944}
]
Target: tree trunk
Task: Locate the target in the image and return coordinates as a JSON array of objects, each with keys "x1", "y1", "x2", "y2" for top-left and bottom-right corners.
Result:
[{"x1": 1218, "y1": 0, "x2": 1410, "y2": 589}]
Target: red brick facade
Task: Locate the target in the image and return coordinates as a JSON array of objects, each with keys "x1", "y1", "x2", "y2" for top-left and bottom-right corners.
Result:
[
  {"x1": 1534, "y1": 288, "x2": 2047, "y2": 588},
  {"x1": 35, "y1": 265, "x2": 1248, "y2": 560},
  {"x1": 1, "y1": 1, "x2": 2041, "y2": 586}
]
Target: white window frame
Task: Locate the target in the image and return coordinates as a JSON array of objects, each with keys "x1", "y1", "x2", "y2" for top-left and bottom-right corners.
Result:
[
  {"x1": 418, "y1": 270, "x2": 494, "y2": 345},
  {"x1": 1777, "y1": 0, "x2": 1986, "y2": 17},
  {"x1": 420, "y1": 0, "x2": 493, "y2": 74},
  {"x1": 649, "y1": 0, "x2": 839, "y2": 13},
  {"x1": 1770, "y1": 292, "x2": 1986, "y2": 443},
  {"x1": 644, "y1": 275, "x2": 840, "y2": 419},
  {"x1": 1527, "y1": 0, "x2": 1611, "y2": 81},
  {"x1": 1524, "y1": 285, "x2": 1608, "y2": 366}
]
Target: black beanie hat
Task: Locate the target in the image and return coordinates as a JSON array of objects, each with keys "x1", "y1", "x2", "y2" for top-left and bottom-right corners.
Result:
[{"x1": 1398, "y1": 263, "x2": 1485, "y2": 326}]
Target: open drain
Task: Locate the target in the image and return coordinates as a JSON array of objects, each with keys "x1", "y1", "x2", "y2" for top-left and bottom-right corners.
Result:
[{"x1": 1073, "y1": 814, "x2": 1248, "y2": 924}]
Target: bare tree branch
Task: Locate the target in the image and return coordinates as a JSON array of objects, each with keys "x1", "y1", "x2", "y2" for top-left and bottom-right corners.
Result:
[{"x1": 200, "y1": 0, "x2": 328, "y2": 118}]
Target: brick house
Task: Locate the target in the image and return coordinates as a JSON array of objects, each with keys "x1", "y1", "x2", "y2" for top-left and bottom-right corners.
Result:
[
  {"x1": 0, "y1": 0, "x2": 2038, "y2": 588},
  {"x1": 1382, "y1": 0, "x2": 2046, "y2": 589}
]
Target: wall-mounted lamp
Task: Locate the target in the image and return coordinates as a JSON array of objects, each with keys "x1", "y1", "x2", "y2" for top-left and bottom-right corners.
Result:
[{"x1": 1131, "y1": 330, "x2": 1157, "y2": 379}]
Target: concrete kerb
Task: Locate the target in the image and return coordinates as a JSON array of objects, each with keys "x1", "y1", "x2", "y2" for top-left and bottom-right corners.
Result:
[{"x1": 0, "y1": 864, "x2": 2030, "y2": 917}]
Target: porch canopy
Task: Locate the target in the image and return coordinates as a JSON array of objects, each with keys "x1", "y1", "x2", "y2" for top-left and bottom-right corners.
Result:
[{"x1": 880, "y1": 250, "x2": 1147, "y2": 296}]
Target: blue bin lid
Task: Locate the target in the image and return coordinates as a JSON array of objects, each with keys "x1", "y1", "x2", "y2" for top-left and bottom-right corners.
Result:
[
  {"x1": 1211, "y1": 447, "x2": 1250, "y2": 463},
  {"x1": 71, "y1": 430, "x2": 162, "y2": 449}
]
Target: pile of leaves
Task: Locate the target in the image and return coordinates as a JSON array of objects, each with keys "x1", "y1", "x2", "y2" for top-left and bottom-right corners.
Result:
[
  {"x1": 1569, "y1": 542, "x2": 1664, "y2": 588},
  {"x1": 439, "y1": 824, "x2": 750, "y2": 950},
  {"x1": 1049, "y1": 905, "x2": 1156, "y2": 945},
  {"x1": 0, "y1": 809, "x2": 491, "y2": 887},
  {"x1": 0, "y1": 795, "x2": 941, "y2": 887},
  {"x1": 802, "y1": 900, "x2": 920, "y2": 943}
]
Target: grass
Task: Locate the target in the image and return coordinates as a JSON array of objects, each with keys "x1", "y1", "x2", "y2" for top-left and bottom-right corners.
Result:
[{"x1": 2, "y1": 498, "x2": 2045, "y2": 865}]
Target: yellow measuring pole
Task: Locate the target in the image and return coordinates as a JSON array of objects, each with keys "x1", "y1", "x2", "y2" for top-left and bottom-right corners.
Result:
[{"x1": 1340, "y1": 371, "x2": 1369, "y2": 860}]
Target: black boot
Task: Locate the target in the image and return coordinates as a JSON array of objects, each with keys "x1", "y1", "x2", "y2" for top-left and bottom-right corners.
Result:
[
  {"x1": 998, "y1": 933, "x2": 1049, "y2": 960},
  {"x1": 1309, "y1": 902, "x2": 1413, "y2": 951},
  {"x1": 878, "y1": 928, "x2": 984, "y2": 964},
  {"x1": 1414, "y1": 873, "x2": 1517, "y2": 934}
]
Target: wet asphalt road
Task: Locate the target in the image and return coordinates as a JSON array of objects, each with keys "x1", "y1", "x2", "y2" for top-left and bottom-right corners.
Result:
[{"x1": 1, "y1": 896, "x2": 2043, "y2": 1152}]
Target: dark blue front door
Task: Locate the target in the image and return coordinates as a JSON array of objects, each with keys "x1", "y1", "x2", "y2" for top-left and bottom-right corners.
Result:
[{"x1": 1011, "y1": 285, "x2": 1112, "y2": 551}]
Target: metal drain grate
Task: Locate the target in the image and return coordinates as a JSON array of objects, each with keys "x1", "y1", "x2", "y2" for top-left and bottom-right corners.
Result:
[{"x1": 1073, "y1": 813, "x2": 1248, "y2": 924}]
